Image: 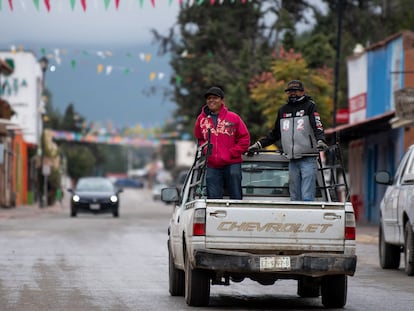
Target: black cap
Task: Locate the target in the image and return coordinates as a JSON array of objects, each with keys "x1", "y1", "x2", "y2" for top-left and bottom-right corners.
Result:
[
  {"x1": 204, "y1": 86, "x2": 224, "y2": 99},
  {"x1": 285, "y1": 80, "x2": 304, "y2": 92}
]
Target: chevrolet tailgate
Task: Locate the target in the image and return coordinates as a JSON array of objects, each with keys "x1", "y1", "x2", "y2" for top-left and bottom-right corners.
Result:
[{"x1": 205, "y1": 200, "x2": 347, "y2": 253}]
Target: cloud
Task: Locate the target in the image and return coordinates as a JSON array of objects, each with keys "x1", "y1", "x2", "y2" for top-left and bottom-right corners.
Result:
[{"x1": 0, "y1": 1, "x2": 180, "y2": 47}]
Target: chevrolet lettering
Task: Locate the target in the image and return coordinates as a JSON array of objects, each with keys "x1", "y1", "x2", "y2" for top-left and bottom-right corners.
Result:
[
  {"x1": 217, "y1": 221, "x2": 333, "y2": 233},
  {"x1": 162, "y1": 144, "x2": 357, "y2": 308}
]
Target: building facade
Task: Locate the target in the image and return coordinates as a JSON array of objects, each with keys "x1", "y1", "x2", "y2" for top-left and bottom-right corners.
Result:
[
  {"x1": 0, "y1": 51, "x2": 44, "y2": 207},
  {"x1": 327, "y1": 30, "x2": 414, "y2": 224}
]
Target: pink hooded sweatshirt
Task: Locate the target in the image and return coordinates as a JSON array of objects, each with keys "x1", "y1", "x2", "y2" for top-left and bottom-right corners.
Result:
[{"x1": 194, "y1": 103, "x2": 250, "y2": 168}]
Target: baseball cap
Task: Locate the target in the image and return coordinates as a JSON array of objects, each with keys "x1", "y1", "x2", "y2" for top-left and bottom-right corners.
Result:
[
  {"x1": 285, "y1": 80, "x2": 304, "y2": 92},
  {"x1": 204, "y1": 86, "x2": 224, "y2": 99}
]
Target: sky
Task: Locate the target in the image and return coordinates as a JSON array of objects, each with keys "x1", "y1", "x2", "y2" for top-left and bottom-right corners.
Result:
[
  {"x1": 0, "y1": 0, "x2": 181, "y2": 129},
  {"x1": 0, "y1": 0, "x2": 325, "y2": 131}
]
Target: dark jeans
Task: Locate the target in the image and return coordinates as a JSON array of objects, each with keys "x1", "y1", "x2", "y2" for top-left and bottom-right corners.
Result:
[{"x1": 206, "y1": 163, "x2": 242, "y2": 199}]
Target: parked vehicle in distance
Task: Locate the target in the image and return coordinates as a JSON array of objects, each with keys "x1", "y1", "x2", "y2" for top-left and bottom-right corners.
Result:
[
  {"x1": 114, "y1": 177, "x2": 144, "y2": 189},
  {"x1": 375, "y1": 144, "x2": 414, "y2": 276},
  {"x1": 68, "y1": 177, "x2": 123, "y2": 218}
]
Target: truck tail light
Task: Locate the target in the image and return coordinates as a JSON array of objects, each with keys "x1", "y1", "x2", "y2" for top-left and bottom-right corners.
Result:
[
  {"x1": 193, "y1": 209, "x2": 206, "y2": 236},
  {"x1": 345, "y1": 212, "x2": 356, "y2": 240}
]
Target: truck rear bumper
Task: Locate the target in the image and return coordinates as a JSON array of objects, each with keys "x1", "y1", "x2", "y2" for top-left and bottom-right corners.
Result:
[{"x1": 193, "y1": 249, "x2": 357, "y2": 277}]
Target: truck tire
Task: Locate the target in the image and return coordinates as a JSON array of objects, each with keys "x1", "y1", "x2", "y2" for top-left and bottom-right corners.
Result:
[
  {"x1": 297, "y1": 276, "x2": 320, "y2": 298},
  {"x1": 168, "y1": 242, "x2": 184, "y2": 296},
  {"x1": 404, "y1": 222, "x2": 414, "y2": 276},
  {"x1": 321, "y1": 275, "x2": 347, "y2": 308},
  {"x1": 184, "y1": 251, "x2": 210, "y2": 306},
  {"x1": 379, "y1": 222, "x2": 400, "y2": 269}
]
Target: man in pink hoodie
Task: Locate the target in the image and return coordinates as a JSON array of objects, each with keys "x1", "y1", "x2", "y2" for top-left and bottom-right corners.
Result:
[{"x1": 194, "y1": 86, "x2": 250, "y2": 199}]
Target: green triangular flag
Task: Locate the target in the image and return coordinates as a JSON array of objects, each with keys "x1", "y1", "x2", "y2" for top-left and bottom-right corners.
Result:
[
  {"x1": 139, "y1": 0, "x2": 144, "y2": 8},
  {"x1": 33, "y1": 0, "x2": 39, "y2": 10},
  {"x1": 104, "y1": 0, "x2": 110, "y2": 10},
  {"x1": 124, "y1": 68, "x2": 130, "y2": 75},
  {"x1": 197, "y1": 0, "x2": 204, "y2": 5},
  {"x1": 41, "y1": 48, "x2": 46, "y2": 56},
  {"x1": 71, "y1": 60, "x2": 76, "y2": 69},
  {"x1": 70, "y1": 0, "x2": 75, "y2": 10}
]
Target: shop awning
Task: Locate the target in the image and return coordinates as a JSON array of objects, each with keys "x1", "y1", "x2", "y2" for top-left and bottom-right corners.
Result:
[{"x1": 325, "y1": 111, "x2": 395, "y2": 143}]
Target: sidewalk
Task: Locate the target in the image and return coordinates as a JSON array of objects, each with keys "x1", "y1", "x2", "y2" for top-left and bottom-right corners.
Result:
[
  {"x1": 356, "y1": 224, "x2": 379, "y2": 245},
  {"x1": 0, "y1": 202, "x2": 66, "y2": 219},
  {"x1": 0, "y1": 204, "x2": 379, "y2": 244}
]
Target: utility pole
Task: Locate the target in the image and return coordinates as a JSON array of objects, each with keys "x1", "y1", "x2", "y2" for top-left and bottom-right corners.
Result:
[
  {"x1": 332, "y1": 0, "x2": 344, "y2": 144},
  {"x1": 38, "y1": 56, "x2": 49, "y2": 208}
]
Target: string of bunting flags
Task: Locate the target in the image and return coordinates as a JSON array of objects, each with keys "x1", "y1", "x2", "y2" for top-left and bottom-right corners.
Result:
[
  {"x1": 6, "y1": 44, "x2": 166, "y2": 81},
  {"x1": 6, "y1": 44, "x2": 208, "y2": 85},
  {"x1": 0, "y1": 0, "x2": 252, "y2": 11}
]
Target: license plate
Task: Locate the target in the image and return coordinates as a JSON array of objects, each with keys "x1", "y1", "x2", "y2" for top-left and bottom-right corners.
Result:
[
  {"x1": 260, "y1": 256, "x2": 291, "y2": 271},
  {"x1": 90, "y1": 204, "x2": 100, "y2": 210}
]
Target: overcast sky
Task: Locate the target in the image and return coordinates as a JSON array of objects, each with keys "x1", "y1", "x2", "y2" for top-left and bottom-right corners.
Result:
[
  {"x1": 1, "y1": 0, "x2": 180, "y2": 46},
  {"x1": 0, "y1": 1, "x2": 325, "y2": 130},
  {"x1": 0, "y1": 1, "x2": 181, "y2": 129}
]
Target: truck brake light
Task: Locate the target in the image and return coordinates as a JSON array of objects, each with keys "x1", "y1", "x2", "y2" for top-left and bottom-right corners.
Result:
[
  {"x1": 345, "y1": 212, "x2": 356, "y2": 240},
  {"x1": 193, "y1": 209, "x2": 206, "y2": 236}
]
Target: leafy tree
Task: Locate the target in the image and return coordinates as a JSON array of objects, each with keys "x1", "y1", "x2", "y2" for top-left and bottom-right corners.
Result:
[
  {"x1": 63, "y1": 144, "x2": 96, "y2": 183},
  {"x1": 152, "y1": 1, "x2": 299, "y2": 139},
  {"x1": 61, "y1": 103, "x2": 84, "y2": 132},
  {"x1": 42, "y1": 88, "x2": 61, "y2": 129},
  {"x1": 249, "y1": 48, "x2": 333, "y2": 141}
]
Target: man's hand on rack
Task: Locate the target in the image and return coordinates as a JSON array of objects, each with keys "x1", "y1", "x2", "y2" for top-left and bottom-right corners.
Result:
[
  {"x1": 247, "y1": 141, "x2": 262, "y2": 156},
  {"x1": 317, "y1": 140, "x2": 328, "y2": 151}
]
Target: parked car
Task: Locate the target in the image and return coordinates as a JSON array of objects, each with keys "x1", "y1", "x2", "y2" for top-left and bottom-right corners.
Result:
[
  {"x1": 375, "y1": 144, "x2": 414, "y2": 276},
  {"x1": 68, "y1": 177, "x2": 123, "y2": 218},
  {"x1": 114, "y1": 177, "x2": 144, "y2": 189}
]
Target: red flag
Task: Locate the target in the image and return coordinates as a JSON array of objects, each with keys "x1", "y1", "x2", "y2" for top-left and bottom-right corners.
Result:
[
  {"x1": 210, "y1": 0, "x2": 215, "y2": 4},
  {"x1": 8, "y1": 0, "x2": 13, "y2": 11},
  {"x1": 44, "y1": 0, "x2": 50, "y2": 11},
  {"x1": 81, "y1": 0, "x2": 86, "y2": 11},
  {"x1": 115, "y1": 0, "x2": 120, "y2": 9},
  {"x1": 150, "y1": 0, "x2": 155, "y2": 7}
]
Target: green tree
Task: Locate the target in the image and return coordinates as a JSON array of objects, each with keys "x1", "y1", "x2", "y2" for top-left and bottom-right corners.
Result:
[
  {"x1": 249, "y1": 48, "x2": 333, "y2": 141},
  {"x1": 61, "y1": 103, "x2": 84, "y2": 132},
  {"x1": 63, "y1": 144, "x2": 96, "y2": 183},
  {"x1": 153, "y1": 1, "x2": 288, "y2": 139}
]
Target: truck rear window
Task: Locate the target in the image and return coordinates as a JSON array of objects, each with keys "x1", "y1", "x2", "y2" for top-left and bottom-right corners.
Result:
[{"x1": 242, "y1": 162, "x2": 290, "y2": 197}]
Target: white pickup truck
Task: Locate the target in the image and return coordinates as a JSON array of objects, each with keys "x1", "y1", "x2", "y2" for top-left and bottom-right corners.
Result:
[
  {"x1": 161, "y1": 143, "x2": 357, "y2": 308},
  {"x1": 375, "y1": 144, "x2": 414, "y2": 276}
]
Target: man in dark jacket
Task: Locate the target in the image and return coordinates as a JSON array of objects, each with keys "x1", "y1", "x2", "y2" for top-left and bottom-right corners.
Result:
[
  {"x1": 248, "y1": 80, "x2": 327, "y2": 201},
  {"x1": 194, "y1": 86, "x2": 250, "y2": 199}
]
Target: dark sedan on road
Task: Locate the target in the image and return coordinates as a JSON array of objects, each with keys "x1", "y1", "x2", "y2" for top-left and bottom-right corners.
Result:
[{"x1": 68, "y1": 177, "x2": 123, "y2": 218}]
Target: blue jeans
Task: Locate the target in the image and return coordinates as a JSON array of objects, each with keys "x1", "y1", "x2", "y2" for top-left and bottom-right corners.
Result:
[
  {"x1": 206, "y1": 163, "x2": 242, "y2": 199},
  {"x1": 289, "y1": 157, "x2": 317, "y2": 201}
]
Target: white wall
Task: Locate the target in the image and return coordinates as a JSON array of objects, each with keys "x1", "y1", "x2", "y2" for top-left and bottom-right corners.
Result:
[{"x1": 0, "y1": 51, "x2": 43, "y2": 145}]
